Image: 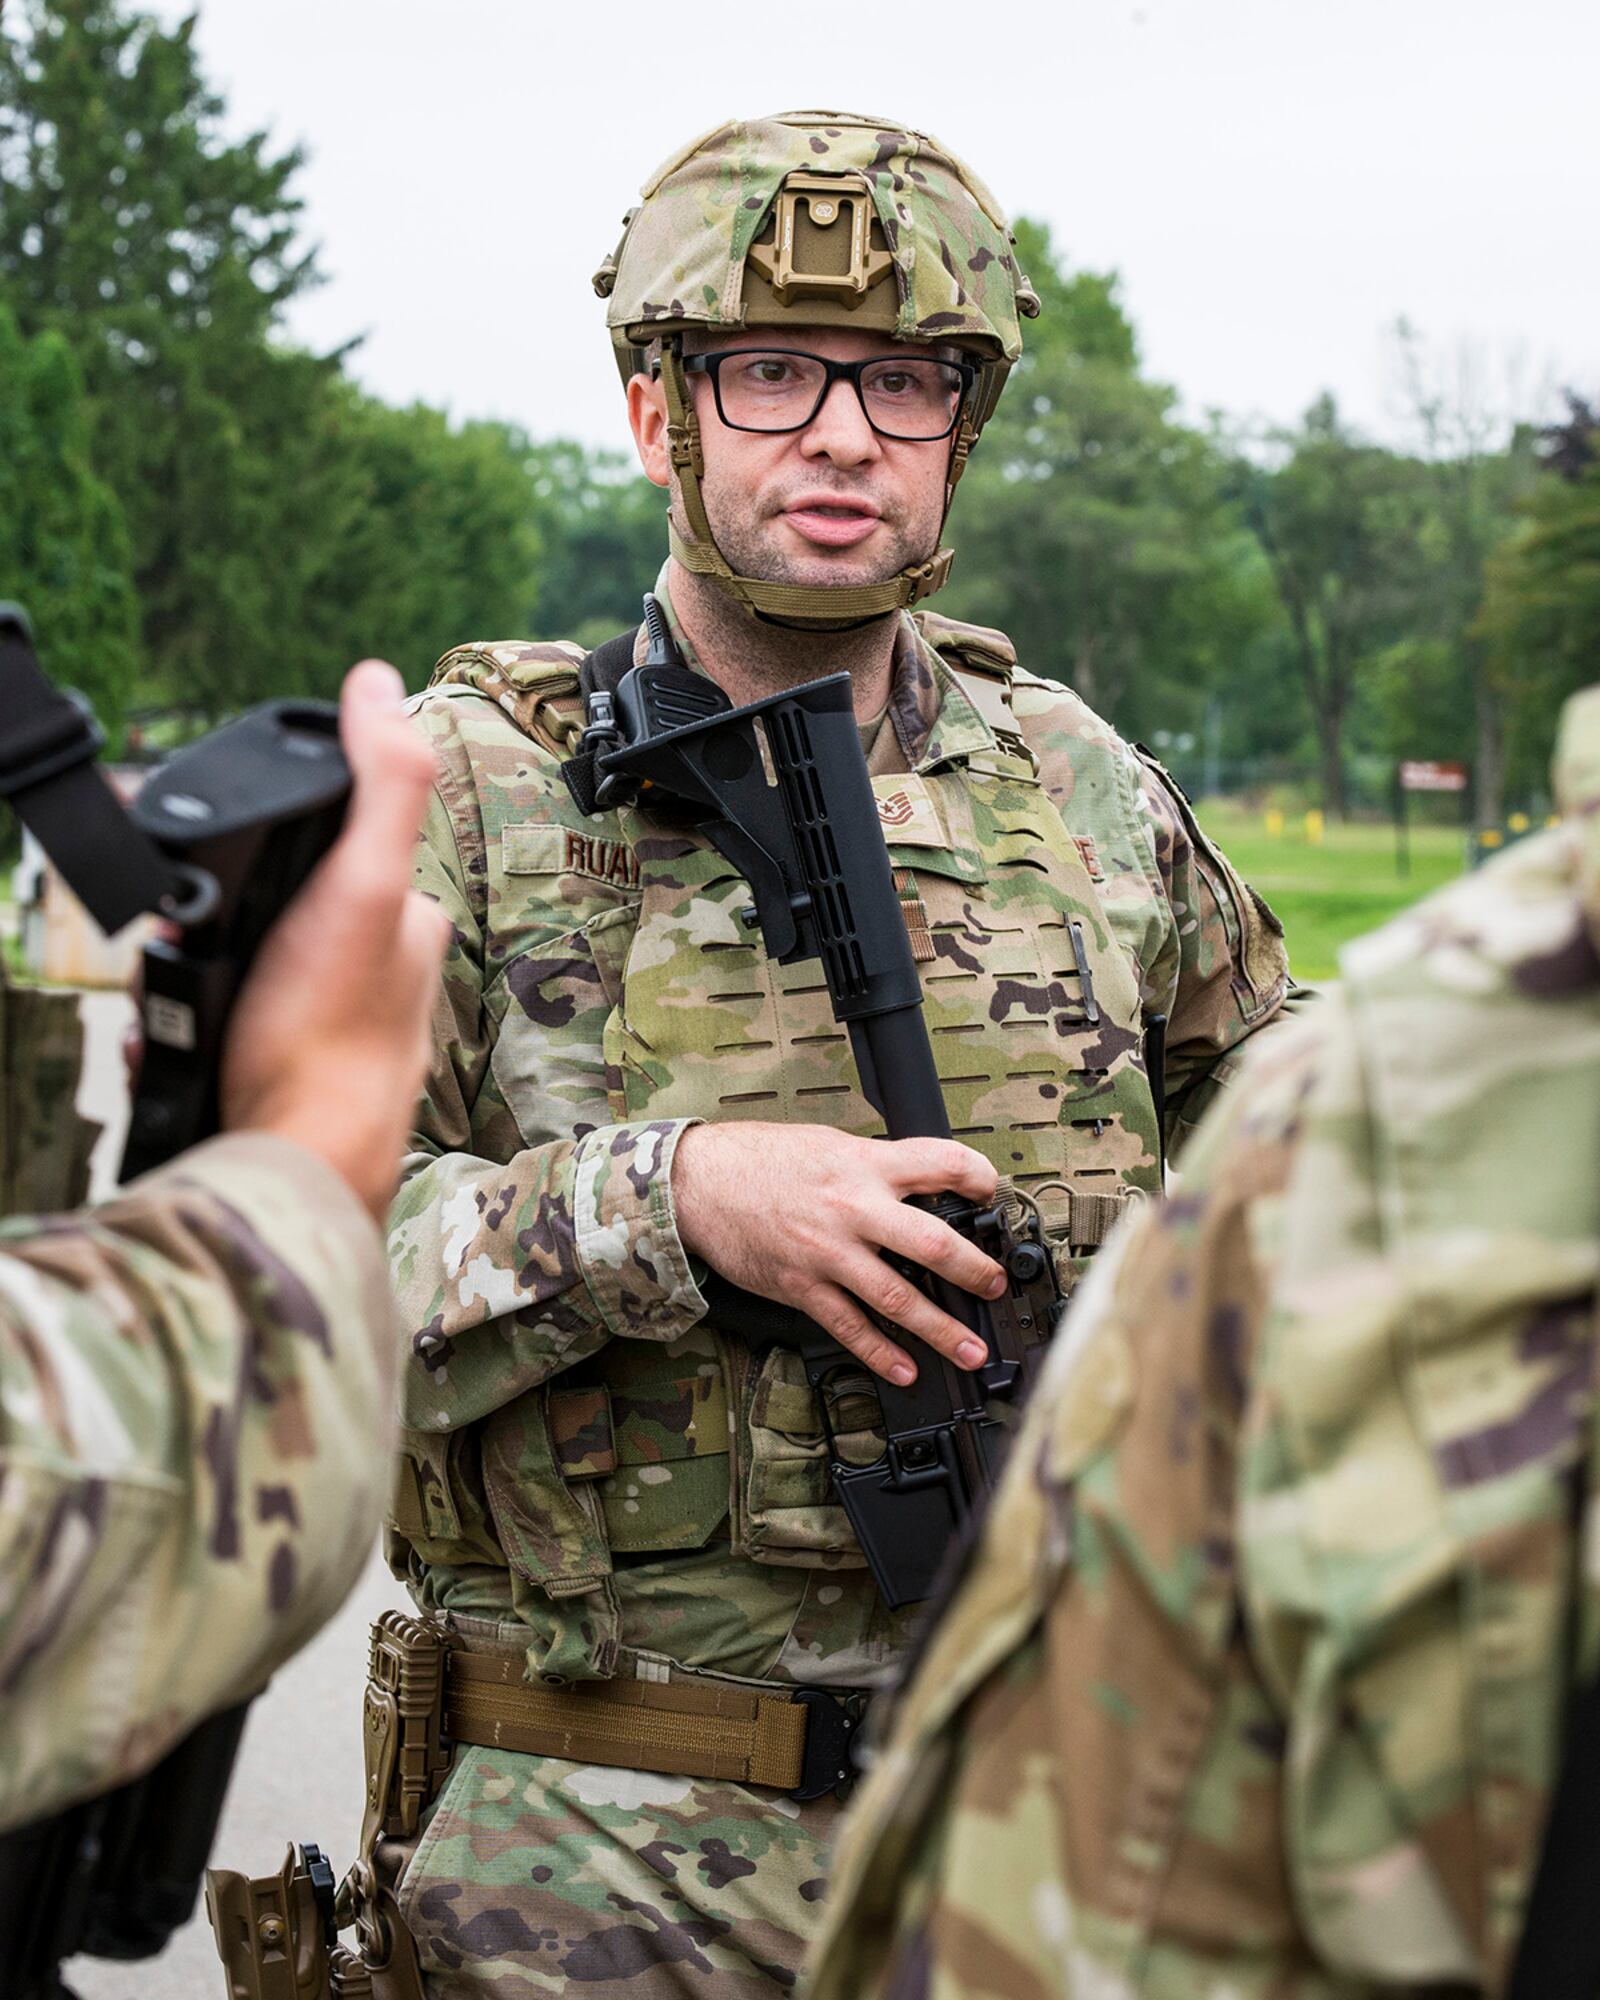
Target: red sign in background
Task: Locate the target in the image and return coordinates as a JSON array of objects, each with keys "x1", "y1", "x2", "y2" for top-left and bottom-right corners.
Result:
[{"x1": 1399, "y1": 760, "x2": 1469, "y2": 793}]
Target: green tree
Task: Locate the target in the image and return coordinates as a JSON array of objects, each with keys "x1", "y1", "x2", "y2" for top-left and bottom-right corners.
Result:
[
  {"x1": 521, "y1": 439, "x2": 666, "y2": 649},
  {"x1": 0, "y1": 302, "x2": 138, "y2": 724},
  {"x1": 1241, "y1": 398, "x2": 1432, "y2": 817},
  {"x1": 130, "y1": 385, "x2": 556, "y2": 718},
  {"x1": 943, "y1": 220, "x2": 1264, "y2": 741},
  {"x1": 1390, "y1": 321, "x2": 1537, "y2": 827},
  {"x1": 1009, "y1": 218, "x2": 1136, "y2": 370},
  {"x1": 1478, "y1": 395, "x2": 1600, "y2": 794},
  {"x1": 0, "y1": 0, "x2": 335, "y2": 702},
  {"x1": 300, "y1": 392, "x2": 546, "y2": 697}
]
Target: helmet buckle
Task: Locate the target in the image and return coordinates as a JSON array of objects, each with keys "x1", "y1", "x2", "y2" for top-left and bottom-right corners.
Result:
[
  {"x1": 746, "y1": 173, "x2": 893, "y2": 307},
  {"x1": 902, "y1": 549, "x2": 955, "y2": 603},
  {"x1": 666, "y1": 420, "x2": 703, "y2": 477}
]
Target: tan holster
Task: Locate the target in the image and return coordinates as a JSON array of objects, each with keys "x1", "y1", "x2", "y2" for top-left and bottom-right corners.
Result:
[
  {"x1": 206, "y1": 1611, "x2": 446, "y2": 2000},
  {"x1": 208, "y1": 1608, "x2": 864, "y2": 1997}
]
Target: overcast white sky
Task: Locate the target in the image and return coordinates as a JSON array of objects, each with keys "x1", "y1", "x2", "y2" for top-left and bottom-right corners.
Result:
[{"x1": 151, "y1": 0, "x2": 1595, "y2": 456}]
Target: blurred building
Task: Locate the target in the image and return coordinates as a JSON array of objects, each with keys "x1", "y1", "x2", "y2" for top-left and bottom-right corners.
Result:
[{"x1": 13, "y1": 768, "x2": 152, "y2": 988}]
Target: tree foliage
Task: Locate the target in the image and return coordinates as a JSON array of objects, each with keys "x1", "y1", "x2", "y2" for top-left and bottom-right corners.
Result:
[
  {"x1": 521, "y1": 440, "x2": 667, "y2": 650},
  {"x1": 0, "y1": 301, "x2": 139, "y2": 725},
  {"x1": 271, "y1": 391, "x2": 546, "y2": 705},
  {"x1": 0, "y1": 0, "x2": 335, "y2": 706},
  {"x1": 1388, "y1": 321, "x2": 1538, "y2": 826},
  {"x1": 1240, "y1": 398, "x2": 1436, "y2": 816},
  {"x1": 944, "y1": 221, "x2": 1266, "y2": 743},
  {"x1": 0, "y1": 0, "x2": 1582, "y2": 822},
  {"x1": 0, "y1": 2, "x2": 578, "y2": 719},
  {"x1": 1479, "y1": 396, "x2": 1600, "y2": 793}
]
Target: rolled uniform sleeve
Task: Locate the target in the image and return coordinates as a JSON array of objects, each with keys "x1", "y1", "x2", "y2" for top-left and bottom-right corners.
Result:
[
  {"x1": 572, "y1": 1119, "x2": 704, "y2": 1338},
  {"x1": 0, "y1": 1134, "x2": 396, "y2": 1832},
  {"x1": 391, "y1": 696, "x2": 706, "y2": 1440}
]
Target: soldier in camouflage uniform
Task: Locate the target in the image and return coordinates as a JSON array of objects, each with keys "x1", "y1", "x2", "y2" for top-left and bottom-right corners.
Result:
[
  {"x1": 0, "y1": 661, "x2": 447, "y2": 1829},
  {"x1": 378, "y1": 111, "x2": 1291, "y2": 1999},
  {"x1": 807, "y1": 684, "x2": 1600, "y2": 1999}
]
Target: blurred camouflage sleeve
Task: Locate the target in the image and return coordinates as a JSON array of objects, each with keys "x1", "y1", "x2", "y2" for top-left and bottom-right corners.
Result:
[
  {"x1": 0, "y1": 1133, "x2": 397, "y2": 1832},
  {"x1": 809, "y1": 1013, "x2": 1320, "y2": 2000},
  {"x1": 817, "y1": 831, "x2": 1600, "y2": 1996},
  {"x1": 1130, "y1": 746, "x2": 1298, "y2": 1155},
  {"x1": 388, "y1": 698, "x2": 706, "y2": 1439}
]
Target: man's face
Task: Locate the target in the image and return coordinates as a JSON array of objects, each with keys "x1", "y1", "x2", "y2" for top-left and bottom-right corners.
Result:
[{"x1": 631, "y1": 327, "x2": 956, "y2": 592}]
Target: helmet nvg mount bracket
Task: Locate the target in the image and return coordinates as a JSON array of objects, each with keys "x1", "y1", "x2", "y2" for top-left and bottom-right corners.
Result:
[{"x1": 594, "y1": 110, "x2": 1039, "y2": 631}]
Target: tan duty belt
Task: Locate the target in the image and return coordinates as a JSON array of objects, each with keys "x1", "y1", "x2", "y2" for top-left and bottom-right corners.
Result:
[{"x1": 444, "y1": 1648, "x2": 860, "y2": 1800}]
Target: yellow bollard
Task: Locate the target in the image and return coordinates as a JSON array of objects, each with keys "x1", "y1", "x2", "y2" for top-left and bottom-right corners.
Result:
[
  {"x1": 1479, "y1": 828, "x2": 1504, "y2": 849},
  {"x1": 1264, "y1": 808, "x2": 1284, "y2": 839},
  {"x1": 1304, "y1": 809, "x2": 1325, "y2": 846},
  {"x1": 1507, "y1": 812, "x2": 1529, "y2": 834}
]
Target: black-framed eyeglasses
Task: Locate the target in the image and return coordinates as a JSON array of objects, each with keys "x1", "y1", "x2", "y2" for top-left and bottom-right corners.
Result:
[{"x1": 681, "y1": 348, "x2": 975, "y2": 442}]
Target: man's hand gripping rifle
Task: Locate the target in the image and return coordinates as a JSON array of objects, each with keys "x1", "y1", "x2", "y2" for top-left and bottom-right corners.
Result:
[{"x1": 563, "y1": 598, "x2": 1062, "y2": 1608}]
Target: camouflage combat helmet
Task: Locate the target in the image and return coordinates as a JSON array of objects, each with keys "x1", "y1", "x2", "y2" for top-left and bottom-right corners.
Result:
[{"x1": 594, "y1": 110, "x2": 1039, "y2": 628}]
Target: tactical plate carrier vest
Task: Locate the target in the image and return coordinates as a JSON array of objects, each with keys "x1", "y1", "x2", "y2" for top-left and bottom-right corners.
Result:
[{"x1": 392, "y1": 618, "x2": 1166, "y2": 1620}]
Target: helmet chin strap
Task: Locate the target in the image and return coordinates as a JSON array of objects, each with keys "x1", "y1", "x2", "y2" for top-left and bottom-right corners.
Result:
[{"x1": 659, "y1": 344, "x2": 969, "y2": 632}]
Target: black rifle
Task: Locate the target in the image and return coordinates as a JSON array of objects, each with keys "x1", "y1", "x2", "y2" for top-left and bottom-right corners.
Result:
[
  {"x1": 563, "y1": 597, "x2": 1061, "y2": 1608},
  {"x1": 0, "y1": 604, "x2": 351, "y2": 1996}
]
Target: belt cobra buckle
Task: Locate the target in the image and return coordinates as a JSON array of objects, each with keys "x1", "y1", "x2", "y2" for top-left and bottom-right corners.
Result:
[{"x1": 790, "y1": 1688, "x2": 865, "y2": 1802}]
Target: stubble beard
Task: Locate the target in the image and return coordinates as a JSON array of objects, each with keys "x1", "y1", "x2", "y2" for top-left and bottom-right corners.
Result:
[
  {"x1": 673, "y1": 478, "x2": 940, "y2": 692},
  {"x1": 704, "y1": 471, "x2": 930, "y2": 594}
]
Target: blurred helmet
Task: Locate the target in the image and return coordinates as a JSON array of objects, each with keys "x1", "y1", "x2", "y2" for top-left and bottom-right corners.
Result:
[{"x1": 594, "y1": 110, "x2": 1039, "y2": 628}]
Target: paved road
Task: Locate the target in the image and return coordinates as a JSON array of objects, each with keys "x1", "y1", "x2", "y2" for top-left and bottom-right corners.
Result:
[
  {"x1": 69, "y1": 1550, "x2": 407, "y2": 2000},
  {"x1": 62, "y1": 992, "x2": 411, "y2": 1998}
]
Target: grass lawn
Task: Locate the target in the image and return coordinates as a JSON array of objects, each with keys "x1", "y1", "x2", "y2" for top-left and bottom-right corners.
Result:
[{"x1": 1194, "y1": 801, "x2": 1472, "y2": 982}]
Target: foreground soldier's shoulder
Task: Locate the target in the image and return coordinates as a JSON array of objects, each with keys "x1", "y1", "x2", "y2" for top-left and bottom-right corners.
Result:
[
  {"x1": 1005, "y1": 675, "x2": 1159, "y2": 867},
  {"x1": 403, "y1": 641, "x2": 590, "y2": 902},
  {"x1": 1344, "y1": 820, "x2": 1593, "y2": 1007},
  {"x1": 1361, "y1": 676, "x2": 1600, "y2": 1002},
  {"x1": 910, "y1": 609, "x2": 1126, "y2": 752}
]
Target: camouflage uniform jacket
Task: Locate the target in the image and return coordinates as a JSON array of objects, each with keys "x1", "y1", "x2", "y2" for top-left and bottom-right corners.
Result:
[
  {"x1": 390, "y1": 587, "x2": 1291, "y2": 1693},
  {"x1": 808, "y1": 693, "x2": 1600, "y2": 2000},
  {"x1": 0, "y1": 1133, "x2": 398, "y2": 1832}
]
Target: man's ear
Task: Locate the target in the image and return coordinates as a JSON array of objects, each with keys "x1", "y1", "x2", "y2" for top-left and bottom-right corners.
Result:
[{"x1": 627, "y1": 371, "x2": 672, "y2": 490}]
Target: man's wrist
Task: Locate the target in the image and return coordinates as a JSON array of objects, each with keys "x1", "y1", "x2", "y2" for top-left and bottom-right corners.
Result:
[{"x1": 254, "y1": 1113, "x2": 392, "y2": 1221}]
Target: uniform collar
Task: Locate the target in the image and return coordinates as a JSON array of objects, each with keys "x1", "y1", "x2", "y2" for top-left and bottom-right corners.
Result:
[
  {"x1": 652, "y1": 563, "x2": 1001, "y2": 775},
  {"x1": 885, "y1": 615, "x2": 1000, "y2": 774}
]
